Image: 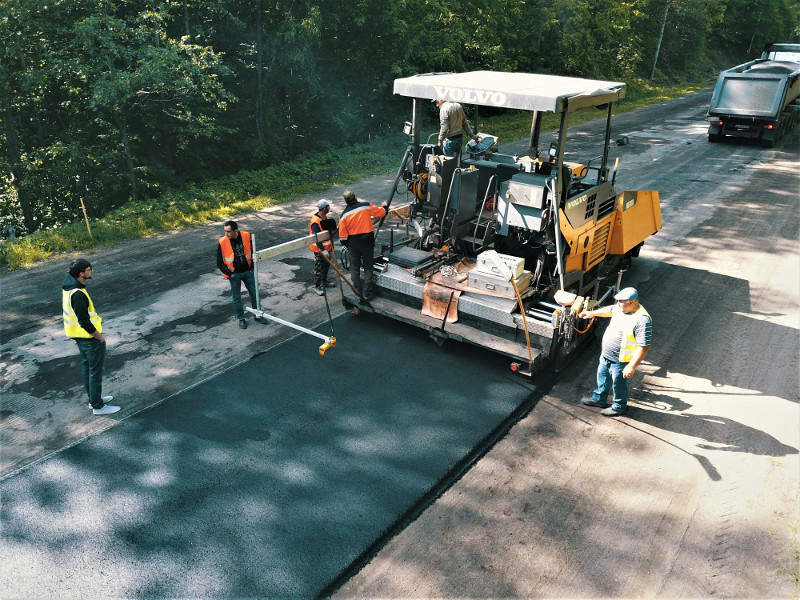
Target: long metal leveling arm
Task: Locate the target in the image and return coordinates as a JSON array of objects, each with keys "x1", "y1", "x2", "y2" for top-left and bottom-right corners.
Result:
[
  {"x1": 250, "y1": 231, "x2": 338, "y2": 356},
  {"x1": 245, "y1": 307, "x2": 336, "y2": 355}
]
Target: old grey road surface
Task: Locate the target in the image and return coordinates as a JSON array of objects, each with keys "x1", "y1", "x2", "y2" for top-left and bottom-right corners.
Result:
[{"x1": 1, "y1": 88, "x2": 798, "y2": 598}]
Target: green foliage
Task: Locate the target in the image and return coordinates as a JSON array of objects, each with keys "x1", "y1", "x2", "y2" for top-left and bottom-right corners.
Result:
[
  {"x1": 2, "y1": 0, "x2": 797, "y2": 245},
  {"x1": 0, "y1": 136, "x2": 402, "y2": 269}
]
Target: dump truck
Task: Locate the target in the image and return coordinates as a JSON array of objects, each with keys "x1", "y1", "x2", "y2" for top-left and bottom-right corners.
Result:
[
  {"x1": 340, "y1": 71, "x2": 661, "y2": 375},
  {"x1": 707, "y1": 43, "x2": 800, "y2": 146}
]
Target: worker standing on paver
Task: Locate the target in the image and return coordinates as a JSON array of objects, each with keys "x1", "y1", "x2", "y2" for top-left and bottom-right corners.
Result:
[
  {"x1": 309, "y1": 199, "x2": 338, "y2": 296},
  {"x1": 434, "y1": 99, "x2": 479, "y2": 159},
  {"x1": 338, "y1": 190, "x2": 387, "y2": 300},
  {"x1": 216, "y1": 220, "x2": 268, "y2": 329},
  {"x1": 62, "y1": 258, "x2": 120, "y2": 415},
  {"x1": 579, "y1": 287, "x2": 652, "y2": 416}
]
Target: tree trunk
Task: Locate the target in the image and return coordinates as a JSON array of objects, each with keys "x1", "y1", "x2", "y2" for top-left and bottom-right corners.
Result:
[
  {"x1": 747, "y1": 12, "x2": 761, "y2": 55},
  {"x1": 0, "y1": 84, "x2": 36, "y2": 233},
  {"x1": 255, "y1": 0, "x2": 264, "y2": 145},
  {"x1": 183, "y1": 0, "x2": 190, "y2": 37},
  {"x1": 113, "y1": 109, "x2": 138, "y2": 200},
  {"x1": 650, "y1": 0, "x2": 671, "y2": 79}
]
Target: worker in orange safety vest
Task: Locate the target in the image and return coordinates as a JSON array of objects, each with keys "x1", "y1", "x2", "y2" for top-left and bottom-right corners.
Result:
[
  {"x1": 338, "y1": 190, "x2": 387, "y2": 300},
  {"x1": 309, "y1": 199, "x2": 338, "y2": 296},
  {"x1": 216, "y1": 220, "x2": 268, "y2": 329}
]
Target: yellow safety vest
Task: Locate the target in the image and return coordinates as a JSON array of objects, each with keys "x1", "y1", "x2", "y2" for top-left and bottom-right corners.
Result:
[
  {"x1": 63, "y1": 288, "x2": 102, "y2": 338},
  {"x1": 611, "y1": 305, "x2": 650, "y2": 362}
]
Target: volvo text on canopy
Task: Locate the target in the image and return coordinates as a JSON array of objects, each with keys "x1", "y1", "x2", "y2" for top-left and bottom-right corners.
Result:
[{"x1": 343, "y1": 71, "x2": 661, "y2": 375}]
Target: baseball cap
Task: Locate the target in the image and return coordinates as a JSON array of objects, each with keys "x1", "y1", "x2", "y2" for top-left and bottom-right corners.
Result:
[
  {"x1": 614, "y1": 287, "x2": 639, "y2": 301},
  {"x1": 317, "y1": 199, "x2": 330, "y2": 209},
  {"x1": 343, "y1": 190, "x2": 356, "y2": 202}
]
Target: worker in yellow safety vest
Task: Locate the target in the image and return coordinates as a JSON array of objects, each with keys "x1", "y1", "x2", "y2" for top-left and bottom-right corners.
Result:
[
  {"x1": 62, "y1": 258, "x2": 120, "y2": 415},
  {"x1": 578, "y1": 287, "x2": 652, "y2": 417}
]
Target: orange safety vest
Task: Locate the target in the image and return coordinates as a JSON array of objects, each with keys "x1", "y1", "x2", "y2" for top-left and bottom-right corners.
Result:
[
  {"x1": 309, "y1": 213, "x2": 333, "y2": 253},
  {"x1": 339, "y1": 203, "x2": 386, "y2": 241},
  {"x1": 218, "y1": 230, "x2": 253, "y2": 278}
]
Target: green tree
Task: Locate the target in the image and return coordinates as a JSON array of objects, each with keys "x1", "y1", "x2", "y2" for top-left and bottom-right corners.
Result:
[{"x1": 70, "y1": 1, "x2": 233, "y2": 200}]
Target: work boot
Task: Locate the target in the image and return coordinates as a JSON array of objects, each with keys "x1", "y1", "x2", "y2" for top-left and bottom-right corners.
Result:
[
  {"x1": 314, "y1": 287, "x2": 325, "y2": 296},
  {"x1": 581, "y1": 397, "x2": 608, "y2": 408},
  {"x1": 239, "y1": 318, "x2": 248, "y2": 329},
  {"x1": 362, "y1": 283, "x2": 373, "y2": 301}
]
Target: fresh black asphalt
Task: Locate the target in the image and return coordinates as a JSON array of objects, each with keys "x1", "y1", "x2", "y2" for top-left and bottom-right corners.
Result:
[{"x1": 1, "y1": 312, "x2": 536, "y2": 598}]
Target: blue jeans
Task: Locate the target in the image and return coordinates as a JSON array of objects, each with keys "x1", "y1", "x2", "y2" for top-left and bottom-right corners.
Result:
[
  {"x1": 592, "y1": 356, "x2": 629, "y2": 412},
  {"x1": 229, "y1": 270, "x2": 259, "y2": 320},
  {"x1": 442, "y1": 135, "x2": 463, "y2": 158},
  {"x1": 75, "y1": 338, "x2": 106, "y2": 409}
]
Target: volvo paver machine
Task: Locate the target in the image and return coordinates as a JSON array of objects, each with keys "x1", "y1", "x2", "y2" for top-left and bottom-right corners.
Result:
[{"x1": 346, "y1": 71, "x2": 661, "y2": 374}]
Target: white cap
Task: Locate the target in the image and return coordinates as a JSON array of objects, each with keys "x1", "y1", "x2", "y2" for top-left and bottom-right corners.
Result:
[{"x1": 317, "y1": 199, "x2": 331, "y2": 209}]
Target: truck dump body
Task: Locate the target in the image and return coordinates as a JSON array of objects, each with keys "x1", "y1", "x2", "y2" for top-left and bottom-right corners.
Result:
[{"x1": 707, "y1": 43, "x2": 800, "y2": 145}]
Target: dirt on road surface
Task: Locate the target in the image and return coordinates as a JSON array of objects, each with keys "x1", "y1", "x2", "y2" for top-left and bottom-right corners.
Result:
[{"x1": 2, "y1": 88, "x2": 798, "y2": 598}]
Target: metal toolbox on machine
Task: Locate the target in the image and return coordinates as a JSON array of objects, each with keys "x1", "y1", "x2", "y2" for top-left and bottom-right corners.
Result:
[
  {"x1": 467, "y1": 269, "x2": 532, "y2": 298},
  {"x1": 475, "y1": 251, "x2": 526, "y2": 278}
]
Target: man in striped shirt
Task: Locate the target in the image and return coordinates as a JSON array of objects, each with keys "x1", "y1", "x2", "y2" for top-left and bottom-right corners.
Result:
[{"x1": 579, "y1": 287, "x2": 652, "y2": 416}]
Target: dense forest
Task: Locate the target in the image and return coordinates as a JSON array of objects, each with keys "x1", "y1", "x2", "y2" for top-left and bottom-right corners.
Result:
[{"x1": 1, "y1": 0, "x2": 798, "y2": 236}]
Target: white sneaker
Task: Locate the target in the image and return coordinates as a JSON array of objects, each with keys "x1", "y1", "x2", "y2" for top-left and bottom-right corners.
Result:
[
  {"x1": 93, "y1": 404, "x2": 120, "y2": 415},
  {"x1": 88, "y1": 395, "x2": 115, "y2": 408}
]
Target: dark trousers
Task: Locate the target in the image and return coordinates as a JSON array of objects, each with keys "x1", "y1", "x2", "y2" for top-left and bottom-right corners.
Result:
[
  {"x1": 75, "y1": 338, "x2": 106, "y2": 409},
  {"x1": 348, "y1": 242, "x2": 374, "y2": 295},
  {"x1": 443, "y1": 134, "x2": 463, "y2": 159}
]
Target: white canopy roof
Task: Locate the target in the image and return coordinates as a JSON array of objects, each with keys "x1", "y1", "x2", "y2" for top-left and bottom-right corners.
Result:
[{"x1": 393, "y1": 71, "x2": 626, "y2": 113}]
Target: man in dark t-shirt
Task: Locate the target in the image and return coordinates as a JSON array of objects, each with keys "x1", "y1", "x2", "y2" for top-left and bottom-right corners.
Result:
[{"x1": 216, "y1": 220, "x2": 267, "y2": 329}]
